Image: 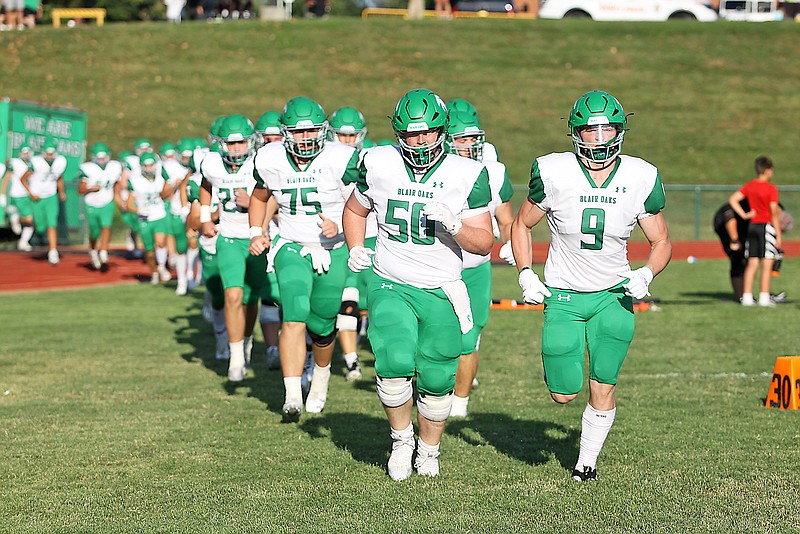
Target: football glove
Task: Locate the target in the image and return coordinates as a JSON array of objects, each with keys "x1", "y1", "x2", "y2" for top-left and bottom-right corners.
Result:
[
  {"x1": 498, "y1": 241, "x2": 516, "y2": 266},
  {"x1": 518, "y1": 267, "x2": 551, "y2": 305},
  {"x1": 423, "y1": 202, "x2": 462, "y2": 236},
  {"x1": 619, "y1": 266, "x2": 654, "y2": 300},
  {"x1": 348, "y1": 246, "x2": 375, "y2": 273},
  {"x1": 300, "y1": 246, "x2": 331, "y2": 275}
]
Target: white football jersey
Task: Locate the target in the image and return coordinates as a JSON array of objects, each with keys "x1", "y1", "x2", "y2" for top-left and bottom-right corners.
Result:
[
  {"x1": 28, "y1": 155, "x2": 67, "y2": 197},
  {"x1": 253, "y1": 141, "x2": 359, "y2": 247},
  {"x1": 353, "y1": 147, "x2": 491, "y2": 289},
  {"x1": 127, "y1": 163, "x2": 167, "y2": 221},
  {"x1": 530, "y1": 152, "x2": 665, "y2": 292},
  {"x1": 462, "y1": 159, "x2": 513, "y2": 269},
  {"x1": 187, "y1": 173, "x2": 219, "y2": 254},
  {"x1": 79, "y1": 160, "x2": 123, "y2": 208},
  {"x1": 6, "y1": 159, "x2": 31, "y2": 198},
  {"x1": 162, "y1": 158, "x2": 189, "y2": 216},
  {"x1": 200, "y1": 152, "x2": 258, "y2": 240},
  {"x1": 483, "y1": 141, "x2": 499, "y2": 162}
]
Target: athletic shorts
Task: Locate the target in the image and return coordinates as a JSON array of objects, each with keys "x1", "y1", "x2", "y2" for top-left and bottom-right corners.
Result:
[
  {"x1": 85, "y1": 202, "x2": 116, "y2": 240},
  {"x1": 461, "y1": 261, "x2": 492, "y2": 355},
  {"x1": 260, "y1": 269, "x2": 281, "y2": 307},
  {"x1": 745, "y1": 223, "x2": 778, "y2": 259},
  {"x1": 9, "y1": 195, "x2": 33, "y2": 218},
  {"x1": 216, "y1": 236, "x2": 267, "y2": 306},
  {"x1": 344, "y1": 236, "x2": 377, "y2": 310},
  {"x1": 138, "y1": 216, "x2": 168, "y2": 252},
  {"x1": 4, "y1": 0, "x2": 24, "y2": 11},
  {"x1": 167, "y1": 213, "x2": 188, "y2": 254},
  {"x1": 121, "y1": 210, "x2": 139, "y2": 231},
  {"x1": 273, "y1": 242, "x2": 348, "y2": 337},
  {"x1": 541, "y1": 286, "x2": 635, "y2": 395},
  {"x1": 200, "y1": 248, "x2": 224, "y2": 310},
  {"x1": 367, "y1": 274, "x2": 461, "y2": 396},
  {"x1": 31, "y1": 194, "x2": 59, "y2": 233}
]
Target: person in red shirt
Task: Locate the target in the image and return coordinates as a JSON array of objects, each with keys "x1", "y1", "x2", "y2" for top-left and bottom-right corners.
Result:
[{"x1": 728, "y1": 156, "x2": 782, "y2": 307}]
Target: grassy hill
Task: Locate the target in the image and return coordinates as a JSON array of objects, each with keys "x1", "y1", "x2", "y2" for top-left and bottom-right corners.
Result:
[{"x1": 2, "y1": 18, "x2": 799, "y2": 188}]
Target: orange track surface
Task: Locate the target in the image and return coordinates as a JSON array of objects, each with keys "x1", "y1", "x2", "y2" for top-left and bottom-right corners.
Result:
[{"x1": 1, "y1": 241, "x2": 798, "y2": 293}]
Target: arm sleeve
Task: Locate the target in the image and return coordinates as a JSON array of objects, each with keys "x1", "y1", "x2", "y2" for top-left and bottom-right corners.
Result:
[
  {"x1": 643, "y1": 172, "x2": 666, "y2": 215},
  {"x1": 466, "y1": 167, "x2": 491, "y2": 210},
  {"x1": 498, "y1": 167, "x2": 514, "y2": 203}
]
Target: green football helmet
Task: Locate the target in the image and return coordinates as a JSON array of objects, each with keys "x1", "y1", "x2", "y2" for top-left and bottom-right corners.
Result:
[
  {"x1": 159, "y1": 142, "x2": 177, "y2": 158},
  {"x1": 177, "y1": 138, "x2": 195, "y2": 163},
  {"x1": 391, "y1": 89, "x2": 449, "y2": 170},
  {"x1": 329, "y1": 106, "x2": 368, "y2": 150},
  {"x1": 91, "y1": 142, "x2": 111, "y2": 164},
  {"x1": 140, "y1": 152, "x2": 158, "y2": 180},
  {"x1": 134, "y1": 138, "x2": 152, "y2": 155},
  {"x1": 42, "y1": 140, "x2": 59, "y2": 162},
  {"x1": 218, "y1": 114, "x2": 256, "y2": 166},
  {"x1": 209, "y1": 142, "x2": 221, "y2": 154},
  {"x1": 255, "y1": 110, "x2": 283, "y2": 148},
  {"x1": 18, "y1": 144, "x2": 33, "y2": 160},
  {"x1": 568, "y1": 90, "x2": 627, "y2": 165},
  {"x1": 281, "y1": 96, "x2": 328, "y2": 159},
  {"x1": 446, "y1": 110, "x2": 485, "y2": 161},
  {"x1": 208, "y1": 116, "x2": 227, "y2": 146},
  {"x1": 446, "y1": 98, "x2": 479, "y2": 121}
]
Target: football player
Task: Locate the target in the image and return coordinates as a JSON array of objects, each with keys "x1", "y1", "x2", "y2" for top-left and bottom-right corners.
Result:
[
  {"x1": 160, "y1": 142, "x2": 192, "y2": 295},
  {"x1": 20, "y1": 140, "x2": 67, "y2": 265},
  {"x1": 510, "y1": 90, "x2": 672, "y2": 482},
  {"x1": 248, "y1": 96, "x2": 360, "y2": 422},
  {"x1": 329, "y1": 105, "x2": 375, "y2": 381},
  {"x1": 0, "y1": 144, "x2": 35, "y2": 251},
  {"x1": 77, "y1": 142, "x2": 124, "y2": 270},
  {"x1": 198, "y1": 114, "x2": 265, "y2": 382},
  {"x1": 445, "y1": 98, "x2": 500, "y2": 162},
  {"x1": 343, "y1": 89, "x2": 494, "y2": 480},
  {"x1": 444, "y1": 111, "x2": 515, "y2": 418},
  {"x1": 254, "y1": 111, "x2": 284, "y2": 148},
  {"x1": 127, "y1": 152, "x2": 171, "y2": 283}
]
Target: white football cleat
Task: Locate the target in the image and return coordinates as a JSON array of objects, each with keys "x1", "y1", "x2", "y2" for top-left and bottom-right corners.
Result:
[
  {"x1": 282, "y1": 400, "x2": 302, "y2": 423},
  {"x1": 89, "y1": 251, "x2": 101, "y2": 270},
  {"x1": 414, "y1": 448, "x2": 440, "y2": 477},
  {"x1": 345, "y1": 359, "x2": 362, "y2": 381},
  {"x1": 305, "y1": 392, "x2": 326, "y2": 413},
  {"x1": 47, "y1": 249, "x2": 59, "y2": 265},
  {"x1": 388, "y1": 436, "x2": 415, "y2": 481},
  {"x1": 158, "y1": 265, "x2": 172, "y2": 282},
  {"x1": 150, "y1": 272, "x2": 160, "y2": 285},
  {"x1": 17, "y1": 240, "x2": 32, "y2": 252},
  {"x1": 175, "y1": 280, "x2": 187, "y2": 296}
]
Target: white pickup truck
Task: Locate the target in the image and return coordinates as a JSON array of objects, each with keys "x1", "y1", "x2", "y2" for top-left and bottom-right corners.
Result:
[{"x1": 538, "y1": 0, "x2": 784, "y2": 21}]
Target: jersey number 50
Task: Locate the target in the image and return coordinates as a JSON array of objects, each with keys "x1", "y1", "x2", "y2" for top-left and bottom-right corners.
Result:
[{"x1": 385, "y1": 199, "x2": 435, "y2": 245}]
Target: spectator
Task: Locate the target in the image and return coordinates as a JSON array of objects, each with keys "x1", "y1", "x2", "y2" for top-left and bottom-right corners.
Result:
[
  {"x1": 164, "y1": 0, "x2": 187, "y2": 22},
  {"x1": 728, "y1": 156, "x2": 782, "y2": 307},
  {"x1": 435, "y1": 0, "x2": 453, "y2": 19},
  {"x1": 514, "y1": 0, "x2": 539, "y2": 15},
  {"x1": 22, "y1": 0, "x2": 39, "y2": 28},
  {"x1": 2, "y1": 0, "x2": 24, "y2": 30}
]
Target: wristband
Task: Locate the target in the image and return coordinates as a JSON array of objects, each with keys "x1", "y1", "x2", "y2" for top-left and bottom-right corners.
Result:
[
  {"x1": 199, "y1": 205, "x2": 211, "y2": 223},
  {"x1": 249, "y1": 226, "x2": 263, "y2": 239}
]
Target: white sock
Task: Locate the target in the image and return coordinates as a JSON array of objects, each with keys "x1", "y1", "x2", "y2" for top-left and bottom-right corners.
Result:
[
  {"x1": 155, "y1": 247, "x2": 168, "y2": 267},
  {"x1": 575, "y1": 404, "x2": 616, "y2": 470},
  {"x1": 741, "y1": 292, "x2": 754, "y2": 304},
  {"x1": 758, "y1": 292, "x2": 771, "y2": 304},
  {"x1": 229, "y1": 340, "x2": 245, "y2": 369},
  {"x1": 451, "y1": 394, "x2": 469, "y2": 415},
  {"x1": 186, "y1": 247, "x2": 199, "y2": 278},
  {"x1": 390, "y1": 421, "x2": 414, "y2": 441},
  {"x1": 20, "y1": 225, "x2": 34, "y2": 244},
  {"x1": 244, "y1": 335, "x2": 253, "y2": 361},
  {"x1": 284, "y1": 376, "x2": 302, "y2": 404},
  {"x1": 99, "y1": 250, "x2": 108, "y2": 263},
  {"x1": 343, "y1": 351, "x2": 358, "y2": 367},
  {"x1": 89, "y1": 249, "x2": 99, "y2": 261},
  {"x1": 212, "y1": 308, "x2": 226, "y2": 335},
  {"x1": 173, "y1": 253, "x2": 187, "y2": 284},
  {"x1": 417, "y1": 437, "x2": 440, "y2": 456},
  {"x1": 307, "y1": 363, "x2": 331, "y2": 398}
]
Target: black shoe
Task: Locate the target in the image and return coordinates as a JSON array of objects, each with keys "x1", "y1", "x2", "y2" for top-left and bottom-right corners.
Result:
[{"x1": 572, "y1": 465, "x2": 598, "y2": 482}]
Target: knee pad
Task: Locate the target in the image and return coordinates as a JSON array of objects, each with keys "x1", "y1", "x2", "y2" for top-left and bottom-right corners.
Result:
[
  {"x1": 375, "y1": 376, "x2": 413, "y2": 408},
  {"x1": 308, "y1": 328, "x2": 337, "y2": 348},
  {"x1": 416, "y1": 391, "x2": 453, "y2": 422},
  {"x1": 260, "y1": 304, "x2": 281, "y2": 323}
]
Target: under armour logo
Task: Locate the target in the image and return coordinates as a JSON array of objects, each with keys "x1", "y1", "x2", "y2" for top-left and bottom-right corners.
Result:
[
  {"x1": 557, "y1": 294, "x2": 571, "y2": 301},
  {"x1": 432, "y1": 182, "x2": 444, "y2": 188},
  {"x1": 381, "y1": 283, "x2": 394, "y2": 289},
  {"x1": 615, "y1": 186, "x2": 627, "y2": 193}
]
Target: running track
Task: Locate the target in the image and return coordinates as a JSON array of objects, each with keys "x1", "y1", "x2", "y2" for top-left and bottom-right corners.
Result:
[{"x1": 1, "y1": 241, "x2": 798, "y2": 293}]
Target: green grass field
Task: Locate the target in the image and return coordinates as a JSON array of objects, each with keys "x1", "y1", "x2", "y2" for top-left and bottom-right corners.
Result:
[
  {"x1": 2, "y1": 17, "x2": 799, "y2": 532},
  {"x1": 1, "y1": 259, "x2": 798, "y2": 531}
]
